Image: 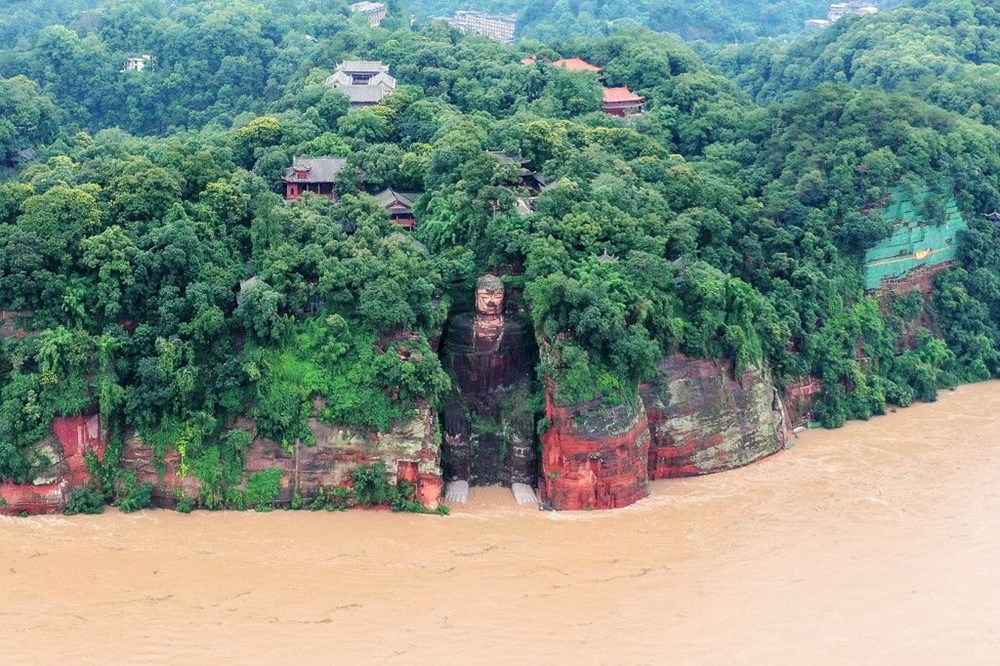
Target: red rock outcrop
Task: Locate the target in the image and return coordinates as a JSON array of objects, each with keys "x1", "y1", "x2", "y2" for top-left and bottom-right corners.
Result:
[
  {"x1": 120, "y1": 434, "x2": 203, "y2": 508},
  {"x1": 784, "y1": 376, "x2": 822, "y2": 430},
  {"x1": 540, "y1": 385, "x2": 650, "y2": 510},
  {"x1": 0, "y1": 415, "x2": 106, "y2": 515},
  {"x1": 0, "y1": 310, "x2": 34, "y2": 339},
  {"x1": 121, "y1": 405, "x2": 444, "y2": 510},
  {"x1": 641, "y1": 354, "x2": 787, "y2": 479},
  {"x1": 870, "y1": 262, "x2": 951, "y2": 298}
]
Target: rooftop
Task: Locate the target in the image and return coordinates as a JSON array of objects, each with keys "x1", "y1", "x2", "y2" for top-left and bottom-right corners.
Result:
[
  {"x1": 452, "y1": 10, "x2": 518, "y2": 22},
  {"x1": 334, "y1": 84, "x2": 393, "y2": 103},
  {"x1": 374, "y1": 188, "x2": 420, "y2": 209},
  {"x1": 603, "y1": 87, "x2": 645, "y2": 104},
  {"x1": 283, "y1": 157, "x2": 349, "y2": 183},
  {"x1": 553, "y1": 57, "x2": 602, "y2": 72},
  {"x1": 337, "y1": 60, "x2": 389, "y2": 73}
]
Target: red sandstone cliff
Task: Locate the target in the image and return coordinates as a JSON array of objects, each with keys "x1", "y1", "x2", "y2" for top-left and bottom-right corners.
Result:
[
  {"x1": 540, "y1": 354, "x2": 788, "y2": 510},
  {"x1": 0, "y1": 415, "x2": 106, "y2": 515},
  {"x1": 540, "y1": 386, "x2": 651, "y2": 510},
  {"x1": 121, "y1": 405, "x2": 443, "y2": 510},
  {"x1": 641, "y1": 354, "x2": 788, "y2": 479}
]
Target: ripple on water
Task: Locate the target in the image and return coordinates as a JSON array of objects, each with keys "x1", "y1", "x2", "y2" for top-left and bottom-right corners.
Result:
[{"x1": 3, "y1": 382, "x2": 1000, "y2": 663}]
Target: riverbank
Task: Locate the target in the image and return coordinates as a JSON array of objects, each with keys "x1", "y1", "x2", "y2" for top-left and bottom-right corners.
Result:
[{"x1": 3, "y1": 381, "x2": 1000, "y2": 663}]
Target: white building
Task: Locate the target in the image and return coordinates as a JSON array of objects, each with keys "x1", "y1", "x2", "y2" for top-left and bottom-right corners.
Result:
[
  {"x1": 121, "y1": 54, "x2": 153, "y2": 72},
  {"x1": 349, "y1": 2, "x2": 388, "y2": 28},
  {"x1": 448, "y1": 11, "x2": 518, "y2": 44},
  {"x1": 828, "y1": 2, "x2": 878, "y2": 22}
]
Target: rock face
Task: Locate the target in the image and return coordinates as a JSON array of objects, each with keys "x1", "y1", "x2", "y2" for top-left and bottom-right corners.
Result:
[
  {"x1": 121, "y1": 405, "x2": 443, "y2": 510},
  {"x1": 0, "y1": 415, "x2": 106, "y2": 515},
  {"x1": 245, "y1": 405, "x2": 443, "y2": 509},
  {"x1": 784, "y1": 376, "x2": 822, "y2": 430},
  {"x1": 641, "y1": 354, "x2": 788, "y2": 479},
  {"x1": 539, "y1": 354, "x2": 787, "y2": 510},
  {"x1": 539, "y1": 386, "x2": 650, "y2": 511}
]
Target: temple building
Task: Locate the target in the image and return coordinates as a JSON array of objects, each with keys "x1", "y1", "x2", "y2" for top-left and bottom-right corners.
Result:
[
  {"x1": 806, "y1": 2, "x2": 878, "y2": 29},
  {"x1": 349, "y1": 1, "x2": 388, "y2": 27},
  {"x1": 325, "y1": 61, "x2": 396, "y2": 107},
  {"x1": 374, "y1": 188, "x2": 421, "y2": 230},
  {"x1": 283, "y1": 157, "x2": 348, "y2": 200},
  {"x1": 553, "y1": 57, "x2": 602, "y2": 73},
  {"x1": 602, "y1": 86, "x2": 645, "y2": 117},
  {"x1": 448, "y1": 11, "x2": 518, "y2": 44}
]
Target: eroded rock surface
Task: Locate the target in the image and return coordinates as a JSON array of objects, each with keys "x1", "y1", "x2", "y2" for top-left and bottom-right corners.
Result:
[
  {"x1": 539, "y1": 386, "x2": 650, "y2": 511},
  {"x1": 121, "y1": 405, "x2": 444, "y2": 510},
  {"x1": 0, "y1": 415, "x2": 106, "y2": 515},
  {"x1": 641, "y1": 354, "x2": 787, "y2": 479}
]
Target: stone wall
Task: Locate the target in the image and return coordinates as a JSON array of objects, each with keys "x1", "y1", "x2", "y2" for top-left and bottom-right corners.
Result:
[
  {"x1": 0, "y1": 415, "x2": 106, "y2": 515},
  {"x1": 641, "y1": 354, "x2": 787, "y2": 479}
]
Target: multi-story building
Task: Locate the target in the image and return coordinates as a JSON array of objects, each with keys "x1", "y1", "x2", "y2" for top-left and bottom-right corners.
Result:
[
  {"x1": 448, "y1": 11, "x2": 518, "y2": 44},
  {"x1": 349, "y1": 2, "x2": 388, "y2": 28},
  {"x1": 602, "y1": 87, "x2": 645, "y2": 118},
  {"x1": 325, "y1": 60, "x2": 397, "y2": 107}
]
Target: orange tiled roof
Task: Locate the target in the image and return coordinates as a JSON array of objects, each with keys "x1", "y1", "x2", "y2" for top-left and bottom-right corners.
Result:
[
  {"x1": 521, "y1": 54, "x2": 538, "y2": 65},
  {"x1": 553, "y1": 57, "x2": 602, "y2": 72},
  {"x1": 602, "y1": 86, "x2": 645, "y2": 103}
]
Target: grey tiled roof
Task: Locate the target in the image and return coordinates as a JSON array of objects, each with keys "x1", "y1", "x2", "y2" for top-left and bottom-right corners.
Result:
[
  {"x1": 283, "y1": 157, "x2": 349, "y2": 183},
  {"x1": 374, "y1": 188, "x2": 421, "y2": 212},
  {"x1": 338, "y1": 60, "x2": 388, "y2": 73}
]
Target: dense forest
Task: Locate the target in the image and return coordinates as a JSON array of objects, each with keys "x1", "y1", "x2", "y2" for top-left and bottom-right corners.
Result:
[
  {"x1": 412, "y1": 0, "x2": 905, "y2": 42},
  {"x1": 3, "y1": 0, "x2": 1000, "y2": 512}
]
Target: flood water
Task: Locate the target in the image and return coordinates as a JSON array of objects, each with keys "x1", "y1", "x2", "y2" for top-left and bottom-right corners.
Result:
[{"x1": 3, "y1": 382, "x2": 1000, "y2": 664}]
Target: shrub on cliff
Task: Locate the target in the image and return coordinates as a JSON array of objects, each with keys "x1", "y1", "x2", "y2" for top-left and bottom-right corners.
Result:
[
  {"x1": 246, "y1": 468, "x2": 283, "y2": 512},
  {"x1": 64, "y1": 486, "x2": 104, "y2": 515}
]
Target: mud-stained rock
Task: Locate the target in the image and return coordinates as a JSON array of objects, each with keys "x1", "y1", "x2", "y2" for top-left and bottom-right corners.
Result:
[
  {"x1": 123, "y1": 405, "x2": 444, "y2": 510},
  {"x1": 540, "y1": 386, "x2": 650, "y2": 511},
  {"x1": 0, "y1": 310, "x2": 34, "y2": 339},
  {"x1": 120, "y1": 433, "x2": 202, "y2": 508},
  {"x1": 0, "y1": 415, "x2": 106, "y2": 515},
  {"x1": 641, "y1": 354, "x2": 787, "y2": 479},
  {"x1": 246, "y1": 404, "x2": 443, "y2": 509},
  {"x1": 784, "y1": 376, "x2": 822, "y2": 430}
]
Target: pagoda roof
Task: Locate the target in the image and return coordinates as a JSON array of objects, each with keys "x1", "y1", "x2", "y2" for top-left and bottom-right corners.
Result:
[
  {"x1": 374, "y1": 188, "x2": 421, "y2": 211},
  {"x1": 553, "y1": 57, "x2": 602, "y2": 72},
  {"x1": 283, "y1": 156, "x2": 348, "y2": 183},
  {"x1": 337, "y1": 60, "x2": 388, "y2": 73},
  {"x1": 603, "y1": 86, "x2": 645, "y2": 103}
]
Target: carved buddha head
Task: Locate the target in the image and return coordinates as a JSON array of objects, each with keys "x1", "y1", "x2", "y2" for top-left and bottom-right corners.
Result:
[{"x1": 475, "y1": 274, "x2": 505, "y2": 317}]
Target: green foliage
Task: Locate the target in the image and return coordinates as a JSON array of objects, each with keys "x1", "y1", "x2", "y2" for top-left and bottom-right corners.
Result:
[
  {"x1": 175, "y1": 495, "x2": 196, "y2": 514},
  {"x1": 246, "y1": 468, "x2": 282, "y2": 511},
  {"x1": 352, "y1": 460, "x2": 394, "y2": 507},
  {"x1": 309, "y1": 485, "x2": 357, "y2": 511},
  {"x1": 64, "y1": 486, "x2": 104, "y2": 515},
  {"x1": 3, "y1": 0, "x2": 1000, "y2": 497}
]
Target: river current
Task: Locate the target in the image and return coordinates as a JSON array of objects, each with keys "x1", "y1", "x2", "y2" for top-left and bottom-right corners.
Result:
[{"x1": 3, "y1": 382, "x2": 1000, "y2": 664}]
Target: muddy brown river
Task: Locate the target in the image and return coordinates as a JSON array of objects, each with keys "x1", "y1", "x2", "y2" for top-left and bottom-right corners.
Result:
[{"x1": 3, "y1": 382, "x2": 1000, "y2": 664}]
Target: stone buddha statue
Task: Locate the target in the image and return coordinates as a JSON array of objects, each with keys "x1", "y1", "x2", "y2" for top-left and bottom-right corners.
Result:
[{"x1": 440, "y1": 273, "x2": 539, "y2": 505}]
